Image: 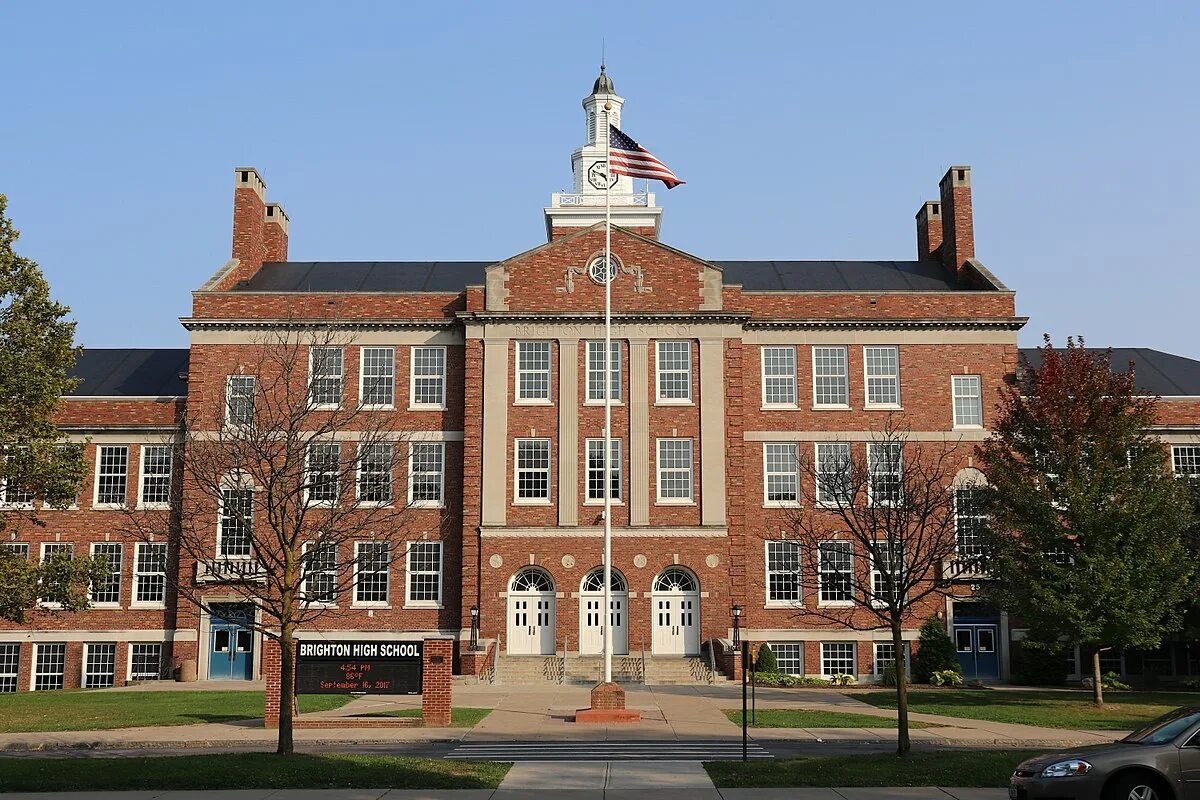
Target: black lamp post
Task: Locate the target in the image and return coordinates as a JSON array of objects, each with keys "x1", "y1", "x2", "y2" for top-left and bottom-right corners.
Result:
[
  {"x1": 470, "y1": 605, "x2": 480, "y2": 651},
  {"x1": 731, "y1": 603, "x2": 742, "y2": 647}
]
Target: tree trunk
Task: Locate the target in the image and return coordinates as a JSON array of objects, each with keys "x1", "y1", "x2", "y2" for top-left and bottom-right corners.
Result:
[
  {"x1": 277, "y1": 624, "x2": 296, "y2": 755},
  {"x1": 1091, "y1": 648, "x2": 1105, "y2": 708},
  {"x1": 893, "y1": 618, "x2": 911, "y2": 757}
]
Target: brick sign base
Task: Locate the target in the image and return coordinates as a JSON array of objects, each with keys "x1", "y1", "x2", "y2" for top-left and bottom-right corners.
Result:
[{"x1": 574, "y1": 681, "x2": 642, "y2": 724}]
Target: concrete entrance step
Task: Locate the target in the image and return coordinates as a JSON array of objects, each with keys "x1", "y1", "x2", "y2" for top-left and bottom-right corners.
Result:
[{"x1": 496, "y1": 653, "x2": 727, "y2": 685}]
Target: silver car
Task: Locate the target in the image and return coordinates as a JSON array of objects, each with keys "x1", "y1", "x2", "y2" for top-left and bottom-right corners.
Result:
[{"x1": 1009, "y1": 707, "x2": 1200, "y2": 799}]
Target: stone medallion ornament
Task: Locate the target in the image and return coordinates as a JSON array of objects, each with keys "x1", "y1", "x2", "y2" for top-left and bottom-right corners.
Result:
[
  {"x1": 489, "y1": 554, "x2": 503, "y2": 569},
  {"x1": 706, "y1": 554, "x2": 720, "y2": 568},
  {"x1": 633, "y1": 554, "x2": 647, "y2": 569},
  {"x1": 561, "y1": 554, "x2": 576, "y2": 569}
]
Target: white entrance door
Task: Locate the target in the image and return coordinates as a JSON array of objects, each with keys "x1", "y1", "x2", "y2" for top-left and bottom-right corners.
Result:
[
  {"x1": 651, "y1": 567, "x2": 700, "y2": 656},
  {"x1": 507, "y1": 568, "x2": 556, "y2": 656},
  {"x1": 579, "y1": 568, "x2": 629, "y2": 656}
]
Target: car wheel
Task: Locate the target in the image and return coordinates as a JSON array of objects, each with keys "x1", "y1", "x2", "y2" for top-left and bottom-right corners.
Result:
[{"x1": 1105, "y1": 772, "x2": 1172, "y2": 800}]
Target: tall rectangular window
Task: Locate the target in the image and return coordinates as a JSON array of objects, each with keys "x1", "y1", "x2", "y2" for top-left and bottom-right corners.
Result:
[
  {"x1": 761, "y1": 346, "x2": 797, "y2": 407},
  {"x1": 864, "y1": 346, "x2": 900, "y2": 407},
  {"x1": 303, "y1": 542, "x2": 337, "y2": 605},
  {"x1": 770, "y1": 642, "x2": 804, "y2": 676},
  {"x1": 868, "y1": 442, "x2": 903, "y2": 506},
  {"x1": 763, "y1": 443, "x2": 800, "y2": 505},
  {"x1": 870, "y1": 541, "x2": 904, "y2": 605},
  {"x1": 95, "y1": 445, "x2": 129, "y2": 506},
  {"x1": 587, "y1": 340, "x2": 622, "y2": 402},
  {"x1": 656, "y1": 341, "x2": 692, "y2": 402},
  {"x1": 516, "y1": 341, "x2": 551, "y2": 402},
  {"x1": 821, "y1": 642, "x2": 856, "y2": 676},
  {"x1": 40, "y1": 543, "x2": 73, "y2": 604},
  {"x1": 955, "y1": 488, "x2": 988, "y2": 559},
  {"x1": 766, "y1": 540, "x2": 801, "y2": 604},
  {"x1": 586, "y1": 438, "x2": 622, "y2": 501},
  {"x1": 1172, "y1": 446, "x2": 1200, "y2": 478},
  {"x1": 357, "y1": 443, "x2": 394, "y2": 504},
  {"x1": 410, "y1": 346, "x2": 446, "y2": 408},
  {"x1": 656, "y1": 438, "x2": 694, "y2": 502},
  {"x1": 818, "y1": 541, "x2": 853, "y2": 605},
  {"x1": 309, "y1": 347, "x2": 344, "y2": 408},
  {"x1": 130, "y1": 643, "x2": 163, "y2": 681},
  {"x1": 360, "y1": 347, "x2": 395, "y2": 408},
  {"x1": 89, "y1": 543, "x2": 122, "y2": 605},
  {"x1": 0, "y1": 644, "x2": 19, "y2": 692},
  {"x1": 354, "y1": 541, "x2": 390, "y2": 605},
  {"x1": 875, "y1": 642, "x2": 907, "y2": 676},
  {"x1": 1, "y1": 542, "x2": 29, "y2": 560},
  {"x1": 952, "y1": 375, "x2": 983, "y2": 427},
  {"x1": 812, "y1": 346, "x2": 849, "y2": 407},
  {"x1": 225, "y1": 375, "x2": 256, "y2": 427},
  {"x1": 409, "y1": 443, "x2": 445, "y2": 507},
  {"x1": 134, "y1": 542, "x2": 167, "y2": 606},
  {"x1": 33, "y1": 643, "x2": 66, "y2": 691},
  {"x1": 219, "y1": 489, "x2": 253, "y2": 557},
  {"x1": 306, "y1": 443, "x2": 341, "y2": 505},
  {"x1": 515, "y1": 439, "x2": 551, "y2": 501},
  {"x1": 139, "y1": 445, "x2": 173, "y2": 507},
  {"x1": 406, "y1": 541, "x2": 442, "y2": 606},
  {"x1": 815, "y1": 442, "x2": 852, "y2": 506},
  {"x1": 83, "y1": 643, "x2": 117, "y2": 689},
  {"x1": 0, "y1": 451, "x2": 33, "y2": 508}
]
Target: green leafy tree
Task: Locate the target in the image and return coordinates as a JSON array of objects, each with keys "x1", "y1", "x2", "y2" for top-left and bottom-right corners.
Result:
[
  {"x1": 754, "y1": 643, "x2": 778, "y2": 673},
  {"x1": 912, "y1": 617, "x2": 959, "y2": 683},
  {"x1": 0, "y1": 549, "x2": 112, "y2": 624},
  {"x1": 977, "y1": 337, "x2": 1196, "y2": 705}
]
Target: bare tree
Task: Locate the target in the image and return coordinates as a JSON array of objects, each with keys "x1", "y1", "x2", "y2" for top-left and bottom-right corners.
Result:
[
  {"x1": 124, "y1": 322, "x2": 431, "y2": 754},
  {"x1": 770, "y1": 419, "x2": 975, "y2": 756}
]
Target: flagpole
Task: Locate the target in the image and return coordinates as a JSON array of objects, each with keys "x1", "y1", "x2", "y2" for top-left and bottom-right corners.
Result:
[{"x1": 602, "y1": 100, "x2": 613, "y2": 687}]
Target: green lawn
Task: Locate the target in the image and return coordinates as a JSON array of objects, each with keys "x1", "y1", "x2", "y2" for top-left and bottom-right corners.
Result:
[
  {"x1": 363, "y1": 707, "x2": 493, "y2": 727},
  {"x1": 706, "y1": 750, "x2": 1043, "y2": 788},
  {"x1": 857, "y1": 690, "x2": 1200, "y2": 730},
  {"x1": 723, "y1": 709, "x2": 931, "y2": 729},
  {"x1": 0, "y1": 753, "x2": 508, "y2": 793},
  {"x1": 0, "y1": 691, "x2": 349, "y2": 733}
]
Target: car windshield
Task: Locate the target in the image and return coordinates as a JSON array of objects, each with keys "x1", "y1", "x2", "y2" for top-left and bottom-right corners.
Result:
[{"x1": 1123, "y1": 708, "x2": 1200, "y2": 745}]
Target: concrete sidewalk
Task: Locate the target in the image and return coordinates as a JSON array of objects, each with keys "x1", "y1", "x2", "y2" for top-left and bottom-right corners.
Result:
[{"x1": 0, "y1": 788, "x2": 1011, "y2": 799}]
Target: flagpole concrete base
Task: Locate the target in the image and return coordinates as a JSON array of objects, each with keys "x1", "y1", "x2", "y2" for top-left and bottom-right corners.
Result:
[{"x1": 574, "y1": 681, "x2": 642, "y2": 723}]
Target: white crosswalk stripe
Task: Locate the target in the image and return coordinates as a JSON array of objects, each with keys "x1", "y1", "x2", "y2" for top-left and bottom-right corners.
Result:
[{"x1": 448, "y1": 740, "x2": 774, "y2": 761}]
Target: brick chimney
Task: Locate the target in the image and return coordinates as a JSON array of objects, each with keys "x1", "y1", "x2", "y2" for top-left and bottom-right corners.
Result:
[
  {"x1": 217, "y1": 168, "x2": 288, "y2": 290},
  {"x1": 915, "y1": 200, "x2": 942, "y2": 261},
  {"x1": 938, "y1": 165, "x2": 974, "y2": 275},
  {"x1": 264, "y1": 203, "x2": 289, "y2": 262}
]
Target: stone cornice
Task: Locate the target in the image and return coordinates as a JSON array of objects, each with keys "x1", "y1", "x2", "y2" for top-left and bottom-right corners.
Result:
[
  {"x1": 458, "y1": 311, "x2": 752, "y2": 325},
  {"x1": 743, "y1": 316, "x2": 1028, "y2": 331},
  {"x1": 179, "y1": 317, "x2": 458, "y2": 331}
]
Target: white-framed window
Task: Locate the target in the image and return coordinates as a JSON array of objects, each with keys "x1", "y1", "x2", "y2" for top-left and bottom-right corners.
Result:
[
  {"x1": 302, "y1": 541, "x2": 337, "y2": 605},
  {"x1": 864, "y1": 346, "x2": 900, "y2": 407},
  {"x1": 870, "y1": 541, "x2": 904, "y2": 606},
  {"x1": 305, "y1": 442, "x2": 341, "y2": 506},
  {"x1": 33, "y1": 643, "x2": 66, "y2": 691},
  {"x1": 138, "y1": 445, "x2": 173, "y2": 507},
  {"x1": 354, "y1": 541, "x2": 390, "y2": 606},
  {"x1": 516, "y1": 341, "x2": 552, "y2": 402},
  {"x1": 39, "y1": 542, "x2": 73, "y2": 605},
  {"x1": 357, "y1": 443, "x2": 394, "y2": 505},
  {"x1": 955, "y1": 488, "x2": 988, "y2": 559},
  {"x1": 218, "y1": 488, "x2": 253, "y2": 558},
  {"x1": 656, "y1": 341, "x2": 692, "y2": 402},
  {"x1": 770, "y1": 642, "x2": 804, "y2": 676},
  {"x1": 761, "y1": 346, "x2": 797, "y2": 407},
  {"x1": 406, "y1": 540, "x2": 442, "y2": 607},
  {"x1": 83, "y1": 642, "x2": 117, "y2": 688},
  {"x1": 1172, "y1": 446, "x2": 1200, "y2": 478},
  {"x1": 763, "y1": 443, "x2": 800, "y2": 506},
  {"x1": 765, "y1": 540, "x2": 801, "y2": 604},
  {"x1": 94, "y1": 445, "x2": 129, "y2": 507},
  {"x1": 130, "y1": 643, "x2": 164, "y2": 681},
  {"x1": 309, "y1": 347, "x2": 344, "y2": 408},
  {"x1": 821, "y1": 642, "x2": 856, "y2": 676},
  {"x1": 874, "y1": 642, "x2": 908, "y2": 676},
  {"x1": 586, "y1": 438, "x2": 622, "y2": 502},
  {"x1": 952, "y1": 375, "x2": 983, "y2": 428},
  {"x1": 515, "y1": 438, "x2": 551, "y2": 502},
  {"x1": 0, "y1": 450, "x2": 34, "y2": 508},
  {"x1": 815, "y1": 442, "x2": 852, "y2": 506},
  {"x1": 225, "y1": 375, "x2": 256, "y2": 427},
  {"x1": 0, "y1": 643, "x2": 20, "y2": 692},
  {"x1": 587, "y1": 340, "x2": 622, "y2": 402},
  {"x1": 868, "y1": 442, "x2": 903, "y2": 506},
  {"x1": 410, "y1": 346, "x2": 447, "y2": 409},
  {"x1": 89, "y1": 543, "x2": 122, "y2": 606},
  {"x1": 656, "y1": 438, "x2": 694, "y2": 503},
  {"x1": 134, "y1": 542, "x2": 167, "y2": 606},
  {"x1": 1, "y1": 542, "x2": 29, "y2": 560},
  {"x1": 408, "y1": 443, "x2": 445, "y2": 507},
  {"x1": 818, "y1": 541, "x2": 853, "y2": 605},
  {"x1": 812, "y1": 346, "x2": 849, "y2": 408},
  {"x1": 360, "y1": 346, "x2": 396, "y2": 408}
]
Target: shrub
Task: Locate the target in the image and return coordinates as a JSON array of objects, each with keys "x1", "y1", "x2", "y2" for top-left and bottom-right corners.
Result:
[
  {"x1": 1011, "y1": 642, "x2": 1069, "y2": 686},
  {"x1": 912, "y1": 618, "x2": 960, "y2": 683},
  {"x1": 828, "y1": 673, "x2": 855, "y2": 686},
  {"x1": 752, "y1": 672, "x2": 830, "y2": 688},
  {"x1": 931, "y1": 669, "x2": 964, "y2": 687},
  {"x1": 754, "y1": 643, "x2": 778, "y2": 673},
  {"x1": 881, "y1": 662, "x2": 898, "y2": 688},
  {"x1": 1181, "y1": 677, "x2": 1200, "y2": 691},
  {"x1": 1102, "y1": 672, "x2": 1131, "y2": 691}
]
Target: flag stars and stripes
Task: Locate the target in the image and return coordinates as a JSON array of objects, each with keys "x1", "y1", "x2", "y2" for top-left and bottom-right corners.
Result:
[{"x1": 607, "y1": 124, "x2": 685, "y2": 189}]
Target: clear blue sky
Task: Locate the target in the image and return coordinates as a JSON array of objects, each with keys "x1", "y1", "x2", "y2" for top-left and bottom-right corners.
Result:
[{"x1": 4, "y1": 2, "x2": 1198, "y2": 354}]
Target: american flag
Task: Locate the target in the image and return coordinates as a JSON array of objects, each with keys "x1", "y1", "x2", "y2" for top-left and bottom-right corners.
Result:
[{"x1": 608, "y1": 124, "x2": 685, "y2": 189}]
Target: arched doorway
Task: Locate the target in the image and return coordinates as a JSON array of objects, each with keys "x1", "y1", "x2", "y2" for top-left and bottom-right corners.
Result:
[
  {"x1": 507, "y1": 567, "x2": 556, "y2": 655},
  {"x1": 651, "y1": 567, "x2": 700, "y2": 656},
  {"x1": 579, "y1": 567, "x2": 629, "y2": 656}
]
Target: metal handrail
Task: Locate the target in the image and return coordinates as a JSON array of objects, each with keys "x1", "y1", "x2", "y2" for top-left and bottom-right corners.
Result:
[
  {"x1": 707, "y1": 640, "x2": 717, "y2": 685},
  {"x1": 640, "y1": 638, "x2": 647, "y2": 685},
  {"x1": 561, "y1": 635, "x2": 570, "y2": 685},
  {"x1": 489, "y1": 632, "x2": 501, "y2": 685}
]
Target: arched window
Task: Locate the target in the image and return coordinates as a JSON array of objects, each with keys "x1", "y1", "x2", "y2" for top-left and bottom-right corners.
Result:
[
  {"x1": 510, "y1": 567, "x2": 554, "y2": 593},
  {"x1": 581, "y1": 567, "x2": 626, "y2": 593},
  {"x1": 653, "y1": 567, "x2": 697, "y2": 593}
]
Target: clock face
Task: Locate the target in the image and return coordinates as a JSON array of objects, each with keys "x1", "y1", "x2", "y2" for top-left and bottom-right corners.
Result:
[
  {"x1": 588, "y1": 257, "x2": 618, "y2": 285},
  {"x1": 588, "y1": 161, "x2": 617, "y2": 190}
]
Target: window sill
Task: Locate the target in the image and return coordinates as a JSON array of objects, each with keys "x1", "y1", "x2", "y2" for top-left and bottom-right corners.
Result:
[
  {"x1": 302, "y1": 602, "x2": 338, "y2": 609},
  {"x1": 811, "y1": 405, "x2": 852, "y2": 412},
  {"x1": 90, "y1": 602, "x2": 121, "y2": 610},
  {"x1": 360, "y1": 404, "x2": 396, "y2": 412},
  {"x1": 310, "y1": 404, "x2": 342, "y2": 412},
  {"x1": 91, "y1": 504, "x2": 125, "y2": 511},
  {"x1": 408, "y1": 501, "x2": 445, "y2": 510},
  {"x1": 130, "y1": 602, "x2": 167, "y2": 610},
  {"x1": 654, "y1": 498, "x2": 696, "y2": 506},
  {"x1": 654, "y1": 399, "x2": 693, "y2": 407},
  {"x1": 584, "y1": 400, "x2": 625, "y2": 407},
  {"x1": 514, "y1": 399, "x2": 553, "y2": 407},
  {"x1": 865, "y1": 404, "x2": 903, "y2": 411},
  {"x1": 351, "y1": 602, "x2": 391, "y2": 610},
  {"x1": 408, "y1": 404, "x2": 447, "y2": 412},
  {"x1": 356, "y1": 500, "x2": 394, "y2": 509},
  {"x1": 305, "y1": 501, "x2": 338, "y2": 509},
  {"x1": 136, "y1": 503, "x2": 171, "y2": 511},
  {"x1": 764, "y1": 601, "x2": 800, "y2": 609},
  {"x1": 763, "y1": 501, "x2": 802, "y2": 509},
  {"x1": 817, "y1": 601, "x2": 855, "y2": 609},
  {"x1": 403, "y1": 602, "x2": 444, "y2": 610},
  {"x1": 761, "y1": 404, "x2": 799, "y2": 411},
  {"x1": 0, "y1": 503, "x2": 34, "y2": 511},
  {"x1": 583, "y1": 499, "x2": 625, "y2": 506},
  {"x1": 953, "y1": 424, "x2": 984, "y2": 431},
  {"x1": 513, "y1": 499, "x2": 552, "y2": 506}
]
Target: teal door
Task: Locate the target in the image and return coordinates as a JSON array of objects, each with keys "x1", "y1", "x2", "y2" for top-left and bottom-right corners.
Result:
[
  {"x1": 208, "y1": 604, "x2": 255, "y2": 680},
  {"x1": 954, "y1": 624, "x2": 1000, "y2": 680}
]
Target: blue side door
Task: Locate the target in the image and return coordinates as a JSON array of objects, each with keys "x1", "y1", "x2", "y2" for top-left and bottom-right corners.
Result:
[
  {"x1": 208, "y1": 605, "x2": 255, "y2": 680},
  {"x1": 954, "y1": 624, "x2": 1000, "y2": 680}
]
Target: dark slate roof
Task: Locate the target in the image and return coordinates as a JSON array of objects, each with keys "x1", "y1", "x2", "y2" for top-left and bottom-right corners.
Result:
[
  {"x1": 592, "y1": 65, "x2": 615, "y2": 94},
  {"x1": 1018, "y1": 348, "x2": 1200, "y2": 397},
  {"x1": 68, "y1": 349, "x2": 189, "y2": 397},
  {"x1": 715, "y1": 260, "x2": 968, "y2": 291}
]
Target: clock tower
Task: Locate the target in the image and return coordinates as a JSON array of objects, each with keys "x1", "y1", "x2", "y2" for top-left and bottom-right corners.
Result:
[{"x1": 544, "y1": 66, "x2": 664, "y2": 241}]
